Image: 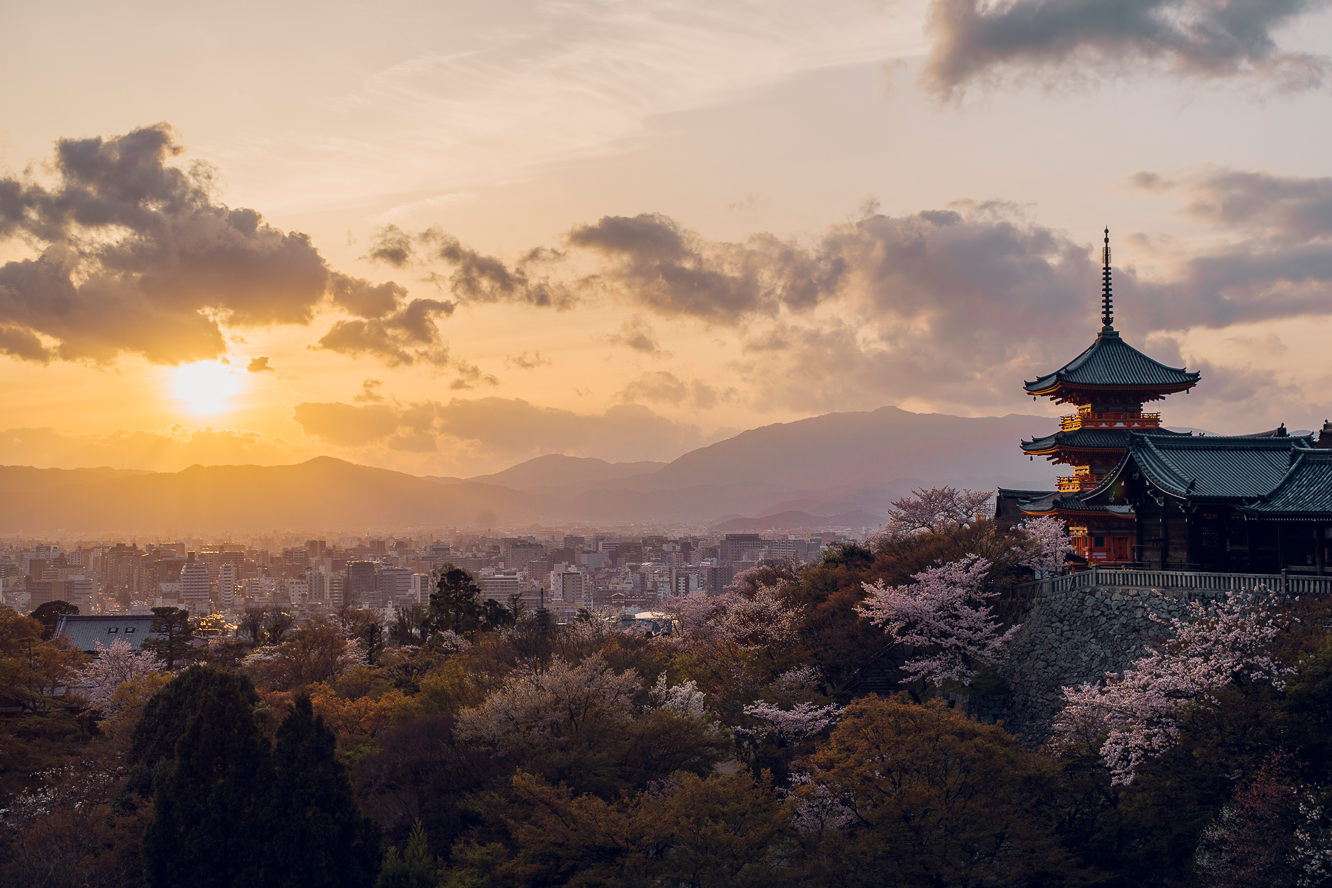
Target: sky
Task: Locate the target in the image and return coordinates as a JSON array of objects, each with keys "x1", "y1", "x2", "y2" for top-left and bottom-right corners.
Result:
[{"x1": 3, "y1": 0, "x2": 1332, "y2": 477}]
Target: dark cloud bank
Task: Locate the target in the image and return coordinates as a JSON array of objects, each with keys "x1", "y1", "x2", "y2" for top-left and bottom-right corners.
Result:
[
  {"x1": 0, "y1": 124, "x2": 456, "y2": 368},
  {"x1": 921, "y1": 0, "x2": 1329, "y2": 97}
]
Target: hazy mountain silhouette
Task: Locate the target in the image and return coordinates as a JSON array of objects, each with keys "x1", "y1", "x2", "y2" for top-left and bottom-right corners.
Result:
[
  {"x1": 0, "y1": 406, "x2": 1060, "y2": 535},
  {"x1": 450, "y1": 455, "x2": 665, "y2": 491}
]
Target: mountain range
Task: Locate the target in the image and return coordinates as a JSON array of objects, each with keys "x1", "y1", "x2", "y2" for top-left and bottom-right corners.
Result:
[{"x1": 0, "y1": 406, "x2": 1060, "y2": 537}]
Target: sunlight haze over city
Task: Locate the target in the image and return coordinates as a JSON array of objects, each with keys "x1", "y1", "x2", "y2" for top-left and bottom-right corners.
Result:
[{"x1": 4, "y1": 0, "x2": 1332, "y2": 477}]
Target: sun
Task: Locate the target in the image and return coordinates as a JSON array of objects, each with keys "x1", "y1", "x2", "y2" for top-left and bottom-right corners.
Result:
[{"x1": 170, "y1": 361, "x2": 244, "y2": 416}]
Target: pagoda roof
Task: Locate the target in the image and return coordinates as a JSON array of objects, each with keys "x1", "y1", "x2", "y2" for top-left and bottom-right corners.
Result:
[
  {"x1": 1091, "y1": 432, "x2": 1315, "y2": 502},
  {"x1": 1024, "y1": 327, "x2": 1200, "y2": 398},
  {"x1": 1007, "y1": 489, "x2": 1134, "y2": 518},
  {"x1": 1021, "y1": 426, "x2": 1188, "y2": 455},
  {"x1": 1243, "y1": 448, "x2": 1332, "y2": 517}
]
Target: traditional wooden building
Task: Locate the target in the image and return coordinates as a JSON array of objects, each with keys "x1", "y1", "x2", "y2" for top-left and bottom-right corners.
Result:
[
  {"x1": 1000, "y1": 230, "x2": 1199, "y2": 563},
  {"x1": 998, "y1": 230, "x2": 1332, "y2": 573}
]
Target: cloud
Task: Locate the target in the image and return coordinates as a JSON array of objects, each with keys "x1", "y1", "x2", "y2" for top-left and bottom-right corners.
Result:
[
  {"x1": 0, "y1": 124, "x2": 408, "y2": 364},
  {"x1": 609, "y1": 317, "x2": 665, "y2": 354},
  {"x1": 354, "y1": 378, "x2": 385, "y2": 403},
  {"x1": 1176, "y1": 169, "x2": 1332, "y2": 240},
  {"x1": 616, "y1": 371, "x2": 728, "y2": 410},
  {"x1": 365, "y1": 224, "x2": 573, "y2": 310},
  {"x1": 449, "y1": 360, "x2": 499, "y2": 390},
  {"x1": 568, "y1": 213, "x2": 841, "y2": 321},
  {"x1": 368, "y1": 225, "x2": 414, "y2": 267},
  {"x1": 292, "y1": 395, "x2": 713, "y2": 465},
  {"x1": 921, "y1": 0, "x2": 1329, "y2": 99},
  {"x1": 316, "y1": 298, "x2": 457, "y2": 365},
  {"x1": 506, "y1": 350, "x2": 551, "y2": 370},
  {"x1": 1124, "y1": 169, "x2": 1332, "y2": 331},
  {"x1": 247, "y1": 356, "x2": 273, "y2": 373},
  {"x1": 290, "y1": 402, "x2": 404, "y2": 447}
]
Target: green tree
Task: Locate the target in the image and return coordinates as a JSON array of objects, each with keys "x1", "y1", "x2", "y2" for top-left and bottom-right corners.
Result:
[
  {"x1": 142, "y1": 668, "x2": 275, "y2": 888},
  {"x1": 269, "y1": 692, "x2": 381, "y2": 888},
  {"x1": 428, "y1": 565, "x2": 485, "y2": 635},
  {"x1": 799, "y1": 696, "x2": 1090, "y2": 887},
  {"x1": 143, "y1": 606, "x2": 193, "y2": 669},
  {"x1": 376, "y1": 821, "x2": 437, "y2": 888},
  {"x1": 125, "y1": 665, "x2": 257, "y2": 800},
  {"x1": 29, "y1": 599, "x2": 77, "y2": 639}
]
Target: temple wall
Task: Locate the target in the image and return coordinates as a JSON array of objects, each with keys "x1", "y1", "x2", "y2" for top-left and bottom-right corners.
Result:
[{"x1": 995, "y1": 582, "x2": 1264, "y2": 740}]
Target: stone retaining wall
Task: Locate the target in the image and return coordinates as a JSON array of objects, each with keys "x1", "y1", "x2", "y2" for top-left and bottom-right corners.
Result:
[{"x1": 997, "y1": 584, "x2": 1239, "y2": 740}]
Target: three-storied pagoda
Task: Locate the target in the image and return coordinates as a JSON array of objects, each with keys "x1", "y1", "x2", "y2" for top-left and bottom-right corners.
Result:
[
  {"x1": 999, "y1": 230, "x2": 1332, "y2": 573},
  {"x1": 1002, "y1": 230, "x2": 1200, "y2": 564}
]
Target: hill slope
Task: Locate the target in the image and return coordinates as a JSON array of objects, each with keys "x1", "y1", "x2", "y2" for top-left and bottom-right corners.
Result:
[{"x1": 0, "y1": 406, "x2": 1060, "y2": 535}]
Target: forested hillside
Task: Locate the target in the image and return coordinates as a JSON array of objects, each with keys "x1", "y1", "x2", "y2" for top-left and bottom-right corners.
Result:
[{"x1": 4, "y1": 492, "x2": 1332, "y2": 887}]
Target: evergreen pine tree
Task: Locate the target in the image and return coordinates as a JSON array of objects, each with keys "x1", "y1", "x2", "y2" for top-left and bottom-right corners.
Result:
[
  {"x1": 376, "y1": 821, "x2": 437, "y2": 888},
  {"x1": 142, "y1": 670, "x2": 275, "y2": 888},
  {"x1": 269, "y1": 692, "x2": 381, "y2": 888},
  {"x1": 124, "y1": 664, "x2": 259, "y2": 800}
]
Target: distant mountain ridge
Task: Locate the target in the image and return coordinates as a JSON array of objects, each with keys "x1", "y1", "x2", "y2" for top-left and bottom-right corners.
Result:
[{"x1": 0, "y1": 406, "x2": 1060, "y2": 536}]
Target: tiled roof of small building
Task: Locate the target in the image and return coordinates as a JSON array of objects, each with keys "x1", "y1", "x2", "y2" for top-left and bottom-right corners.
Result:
[
  {"x1": 1124, "y1": 433, "x2": 1314, "y2": 500},
  {"x1": 1244, "y1": 449, "x2": 1332, "y2": 516},
  {"x1": 1024, "y1": 328, "x2": 1200, "y2": 396},
  {"x1": 55, "y1": 614, "x2": 161, "y2": 652}
]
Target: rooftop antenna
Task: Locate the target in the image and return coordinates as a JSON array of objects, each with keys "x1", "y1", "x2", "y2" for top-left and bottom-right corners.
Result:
[{"x1": 1101, "y1": 227, "x2": 1114, "y2": 329}]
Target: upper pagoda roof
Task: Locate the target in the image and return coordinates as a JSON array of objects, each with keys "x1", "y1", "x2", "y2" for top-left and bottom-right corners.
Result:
[
  {"x1": 1024, "y1": 229, "x2": 1199, "y2": 402},
  {"x1": 1024, "y1": 327, "x2": 1201, "y2": 398}
]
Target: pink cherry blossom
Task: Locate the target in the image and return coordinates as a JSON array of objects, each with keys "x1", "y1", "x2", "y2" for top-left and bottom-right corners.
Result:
[
  {"x1": 856, "y1": 554, "x2": 1017, "y2": 687},
  {"x1": 1050, "y1": 589, "x2": 1296, "y2": 785}
]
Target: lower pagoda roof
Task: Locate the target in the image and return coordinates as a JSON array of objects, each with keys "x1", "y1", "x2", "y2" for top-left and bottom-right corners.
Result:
[
  {"x1": 1003, "y1": 489, "x2": 1134, "y2": 519},
  {"x1": 1021, "y1": 426, "x2": 1187, "y2": 456}
]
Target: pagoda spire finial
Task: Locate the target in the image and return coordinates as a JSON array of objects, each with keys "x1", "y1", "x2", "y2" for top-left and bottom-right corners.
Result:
[{"x1": 1101, "y1": 227, "x2": 1114, "y2": 330}]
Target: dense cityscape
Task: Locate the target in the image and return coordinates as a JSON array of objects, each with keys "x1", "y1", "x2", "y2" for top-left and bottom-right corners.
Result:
[{"x1": 6, "y1": 530, "x2": 840, "y2": 625}]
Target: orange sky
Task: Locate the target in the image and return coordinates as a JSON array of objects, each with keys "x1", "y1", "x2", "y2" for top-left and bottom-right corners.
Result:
[{"x1": 3, "y1": 0, "x2": 1332, "y2": 476}]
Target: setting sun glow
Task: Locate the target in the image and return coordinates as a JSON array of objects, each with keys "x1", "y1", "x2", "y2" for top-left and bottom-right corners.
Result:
[{"x1": 170, "y1": 361, "x2": 244, "y2": 416}]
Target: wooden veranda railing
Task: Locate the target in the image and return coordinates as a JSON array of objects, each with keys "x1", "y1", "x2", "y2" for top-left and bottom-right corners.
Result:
[{"x1": 1033, "y1": 568, "x2": 1332, "y2": 597}]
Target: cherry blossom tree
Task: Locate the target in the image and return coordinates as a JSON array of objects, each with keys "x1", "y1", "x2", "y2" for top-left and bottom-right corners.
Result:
[
  {"x1": 856, "y1": 554, "x2": 1017, "y2": 686},
  {"x1": 661, "y1": 585, "x2": 803, "y2": 656},
  {"x1": 1016, "y1": 515, "x2": 1074, "y2": 575},
  {"x1": 874, "y1": 486, "x2": 993, "y2": 542},
  {"x1": 73, "y1": 637, "x2": 164, "y2": 718},
  {"x1": 1050, "y1": 589, "x2": 1296, "y2": 785},
  {"x1": 455, "y1": 653, "x2": 640, "y2": 755},
  {"x1": 650, "y1": 673, "x2": 707, "y2": 718},
  {"x1": 737, "y1": 700, "x2": 842, "y2": 743}
]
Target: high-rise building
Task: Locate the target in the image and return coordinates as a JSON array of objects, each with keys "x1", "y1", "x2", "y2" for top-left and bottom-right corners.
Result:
[
  {"x1": 720, "y1": 534, "x2": 763, "y2": 565},
  {"x1": 218, "y1": 562, "x2": 238, "y2": 611},
  {"x1": 180, "y1": 558, "x2": 211, "y2": 614},
  {"x1": 344, "y1": 561, "x2": 377, "y2": 609}
]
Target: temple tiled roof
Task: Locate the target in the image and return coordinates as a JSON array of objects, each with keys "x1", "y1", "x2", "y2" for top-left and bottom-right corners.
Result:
[
  {"x1": 1024, "y1": 327, "x2": 1200, "y2": 396},
  {"x1": 54, "y1": 614, "x2": 161, "y2": 652},
  {"x1": 1244, "y1": 449, "x2": 1332, "y2": 517},
  {"x1": 1118, "y1": 433, "x2": 1314, "y2": 501},
  {"x1": 1021, "y1": 426, "x2": 1187, "y2": 455}
]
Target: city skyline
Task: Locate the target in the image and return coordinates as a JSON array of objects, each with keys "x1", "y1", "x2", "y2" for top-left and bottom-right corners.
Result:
[{"x1": 5, "y1": 0, "x2": 1332, "y2": 477}]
